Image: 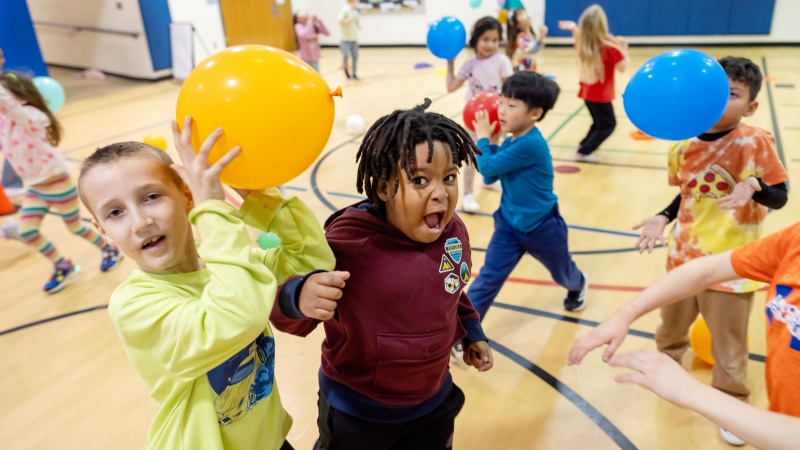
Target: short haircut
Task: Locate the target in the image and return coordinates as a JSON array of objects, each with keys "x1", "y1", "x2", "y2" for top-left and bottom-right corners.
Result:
[
  {"x1": 78, "y1": 142, "x2": 184, "y2": 213},
  {"x1": 501, "y1": 71, "x2": 560, "y2": 120},
  {"x1": 469, "y1": 16, "x2": 503, "y2": 49},
  {"x1": 356, "y1": 99, "x2": 479, "y2": 206},
  {"x1": 718, "y1": 56, "x2": 762, "y2": 101}
]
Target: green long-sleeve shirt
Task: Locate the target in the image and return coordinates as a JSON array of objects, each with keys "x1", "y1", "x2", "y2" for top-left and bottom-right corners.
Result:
[{"x1": 108, "y1": 189, "x2": 334, "y2": 449}]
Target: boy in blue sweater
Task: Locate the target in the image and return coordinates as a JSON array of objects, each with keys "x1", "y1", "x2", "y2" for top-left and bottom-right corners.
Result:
[{"x1": 470, "y1": 71, "x2": 588, "y2": 316}]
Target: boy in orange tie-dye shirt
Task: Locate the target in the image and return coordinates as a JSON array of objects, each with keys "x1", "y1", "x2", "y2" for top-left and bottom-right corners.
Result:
[{"x1": 633, "y1": 56, "x2": 788, "y2": 446}]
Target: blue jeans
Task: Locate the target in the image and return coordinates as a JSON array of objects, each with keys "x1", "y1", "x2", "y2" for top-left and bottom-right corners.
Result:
[{"x1": 468, "y1": 206, "x2": 584, "y2": 320}]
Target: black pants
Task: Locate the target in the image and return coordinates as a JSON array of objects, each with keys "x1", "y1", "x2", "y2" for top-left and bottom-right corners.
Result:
[
  {"x1": 578, "y1": 101, "x2": 616, "y2": 155},
  {"x1": 315, "y1": 384, "x2": 465, "y2": 450},
  {"x1": 280, "y1": 441, "x2": 294, "y2": 450}
]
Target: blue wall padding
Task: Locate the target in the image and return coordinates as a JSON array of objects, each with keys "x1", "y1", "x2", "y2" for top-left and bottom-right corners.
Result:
[
  {"x1": 139, "y1": 0, "x2": 173, "y2": 71},
  {"x1": 0, "y1": 0, "x2": 48, "y2": 76},
  {"x1": 545, "y1": 0, "x2": 776, "y2": 37}
]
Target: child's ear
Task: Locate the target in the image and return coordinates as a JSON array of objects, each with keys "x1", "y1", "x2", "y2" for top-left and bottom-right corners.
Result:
[
  {"x1": 376, "y1": 179, "x2": 392, "y2": 203},
  {"x1": 182, "y1": 184, "x2": 195, "y2": 212},
  {"x1": 92, "y1": 218, "x2": 114, "y2": 247},
  {"x1": 529, "y1": 107, "x2": 544, "y2": 122},
  {"x1": 743, "y1": 100, "x2": 759, "y2": 118}
]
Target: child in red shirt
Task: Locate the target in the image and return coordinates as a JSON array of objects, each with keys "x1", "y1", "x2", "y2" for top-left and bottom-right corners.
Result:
[{"x1": 559, "y1": 4, "x2": 628, "y2": 162}]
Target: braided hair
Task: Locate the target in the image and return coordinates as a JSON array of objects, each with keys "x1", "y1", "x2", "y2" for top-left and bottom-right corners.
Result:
[{"x1": 356, "y1": 98, "x2": 480, "y2": 205}]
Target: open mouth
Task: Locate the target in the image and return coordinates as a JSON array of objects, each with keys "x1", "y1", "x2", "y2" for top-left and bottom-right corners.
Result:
[
  {"x1": 141, "y1": 235, "x2": 165, "y2": 250},
  {"x1": 423, "y1": 212, "x2": 444, "y2": 231}
]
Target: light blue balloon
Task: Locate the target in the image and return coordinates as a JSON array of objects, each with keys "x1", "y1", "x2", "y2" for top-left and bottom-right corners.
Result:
[
  {"x1": 427, "y1": 16, "x2": 467, "y2": 60},
  {"x1": 470, "y1": 0, "x2": 482, "y2": 8},
  {"x1": 623, "y1": 49, "x2": 729, "y2": 141},
  {"x1": 32, "y1": 76, "x2": 65, "y2": 113},
  {"x1": 257, "y1": 231, "x2": 281, "y2": 250}
]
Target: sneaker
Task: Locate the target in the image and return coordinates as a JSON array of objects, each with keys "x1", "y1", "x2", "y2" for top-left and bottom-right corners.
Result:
[
  {"x1": 352, "y1": 74, "x2": 360, "y2": 81},
  {"x1": 720, "y1": 428, "x2": 746, "y2": 446},
  {"x1": 1, "y1": 218, "x2": 23, "y2": 242},
  {"x1": 451, "y1": 342, "x2": 464, "y2": 361},
  {"x1": 461, "y1": 193, "x2": 480, "y2": 213},
  {"x1": 100, "y1": 245, "x2": 123, "y2": 272},
  {"x1": 481, "y1": 180, "x2": 502, "y2": 192},
  {"x1": 44, "y1": 259, "x2": 81, "y2": 294},
  {"x1": 344, "y1": 69, "x2": 351, "y2": 79},
  {"x1": 574, "y1": 152, "x2": 600, "y2": 163},
  {"x1": 3, "y1": 186, "x2": 25, "y2": 198},
  {"x1": 564, "y1": 271, "x2": 588, "y2": 312}
]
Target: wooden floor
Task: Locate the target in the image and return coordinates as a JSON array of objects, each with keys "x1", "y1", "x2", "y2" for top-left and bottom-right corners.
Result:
[{"x1": 2, "y1": 46, "x2": 800, "y2": 450}]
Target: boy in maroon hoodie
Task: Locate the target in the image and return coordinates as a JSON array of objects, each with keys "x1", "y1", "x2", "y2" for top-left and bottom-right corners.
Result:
[{"x1": 271, "y1": 99, "x2": 493, "y2": 449}]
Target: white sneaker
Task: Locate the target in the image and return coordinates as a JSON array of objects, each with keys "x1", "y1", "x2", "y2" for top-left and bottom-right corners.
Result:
[
  {"x1": 451, "y1": 343, "x2": 464, "y2": 361},
  {"x1": 3, "y1": 186, "x2": 25, "y2": 198},
  {"x1": 720, "y1": 428, "x2": 746, "y2": 446},
  {"x1": 574, "y1": 152, "x2": 600, "y2": 163},
  {"x1": 1, "y1": 218, "x2": 22, "y2": 242},
  {"x1": 461, "y1": 194, "x2": 480, "y2": 213},
  {"x1": 481, "y1": 180, "x2": 502, "y2": 192}
]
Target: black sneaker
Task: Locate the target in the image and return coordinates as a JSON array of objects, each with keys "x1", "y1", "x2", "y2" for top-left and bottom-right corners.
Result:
[
  {"x1": 352, "y1": 73, "x2": 360, "y2": 81},
  {"x1": 564, "y1": 272, "x2": 588, "y2": 312},
  {"x1": 345, "y1": 69, "x2": 351, "y2": 79}
]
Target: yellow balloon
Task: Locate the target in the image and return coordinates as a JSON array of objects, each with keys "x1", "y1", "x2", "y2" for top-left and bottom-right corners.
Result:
[
  {"x1": 690, "y1": 316, "x2": 751, "y2": 365},
  {"x1": 143, "y1": 134, "x2": 167, "y2": 151},
  {"x1": 176, "y1": 45, "x2": 339, "y2": 190}
]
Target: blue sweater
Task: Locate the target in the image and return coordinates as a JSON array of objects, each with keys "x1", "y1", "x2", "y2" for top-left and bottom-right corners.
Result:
[{"x1": 476, "y1": 127, "x2": 558, "y2": 233}]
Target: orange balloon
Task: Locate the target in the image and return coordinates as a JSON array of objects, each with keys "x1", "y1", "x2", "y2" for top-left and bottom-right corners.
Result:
[
  {"x1": 176, "y1": 45, "x2": 340, "y2": 190},
  {"x1": 143, "y1": 134, "x2": 167, "y2": 151}
]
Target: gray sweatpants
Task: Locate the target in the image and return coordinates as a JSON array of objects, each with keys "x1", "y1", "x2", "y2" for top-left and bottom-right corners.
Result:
[{"x1": 340, "y1": 40, "x2": 358, "y2": 75}]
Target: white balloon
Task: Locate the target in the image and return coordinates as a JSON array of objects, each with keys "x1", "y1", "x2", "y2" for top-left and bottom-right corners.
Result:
[{"x1": 346, "y1": 115, "x2": 365, "y2": 134}]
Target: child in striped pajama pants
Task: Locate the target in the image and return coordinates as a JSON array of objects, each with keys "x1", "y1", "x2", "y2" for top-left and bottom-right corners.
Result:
[{"x1": 1, "y1": 71, "x2": 122, "y2": 293}]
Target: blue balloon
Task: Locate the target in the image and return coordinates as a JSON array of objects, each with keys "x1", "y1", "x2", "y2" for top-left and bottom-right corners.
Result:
[
  {"x1": 623, "y1": 50, "x2": 729, "y2": 141},
  {"x1": 32, "y1": 76, "x2": 65, "y2": 113},
  {"x1": 427, "y1": 16, "x2": 467, "y2": 60}
]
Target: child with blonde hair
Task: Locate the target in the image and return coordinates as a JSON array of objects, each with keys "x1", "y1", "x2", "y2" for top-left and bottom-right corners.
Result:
[{"x1": 559, "y1": 4, "x2": 628, "y2": 162}]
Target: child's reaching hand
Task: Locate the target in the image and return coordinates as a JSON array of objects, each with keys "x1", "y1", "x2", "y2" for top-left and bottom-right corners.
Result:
[
  {"x1": 299, "y1": 271, "x2": 351, "y2": 320},
  {"x1": 632, "y1": 215, "x2": 668, "y2": 254},
  {"x1": 608, "y1": 349, "x2": 699, "y2": 409},
  {"x1": 717, "y1": 177, "x2": 761, "y2": 210},
  {"x1": 171, "y1": 117, "x2": 242, "y2": 205},
  {"x1": 464, "y1": 341, "x2": 493, "y2": 372},
  {"x1": 558, "y1": 20, "x2": 577, "y2": 31},
  {"x1": 473, "y1": 109, "x2": 498, "y2": 141}
]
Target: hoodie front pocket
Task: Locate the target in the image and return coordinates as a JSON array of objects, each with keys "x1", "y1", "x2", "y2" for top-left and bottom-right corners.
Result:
[{"x1": 373, "y1": 325, "x2": 454, "y2": 400}]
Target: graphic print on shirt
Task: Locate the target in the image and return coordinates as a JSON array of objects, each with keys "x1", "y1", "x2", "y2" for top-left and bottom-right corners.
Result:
[
  {"x1": 444, "y1": 273, "x2": 460, "y2": 294},
  {"x1": 766, "y1": 285, "x2": 800, "y2": 351},
  {"x1": 445, "y1": 238, "x2": 463, "y2": 264},
  {"x1": 684, "y1": 163, "x2": 736, "y2": 201},
  {"x1": 208, "y1": 334, "x2": 275, "y2": 426},
  {"x1": 460, "y1": 262, "x2": 471, "y2": 283},
  {"x1": 439, "y1": 254, "x2": 454, "y2": 273}
]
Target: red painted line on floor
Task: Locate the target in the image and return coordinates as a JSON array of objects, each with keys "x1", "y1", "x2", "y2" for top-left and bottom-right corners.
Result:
[{"x1": 495, "y1": 274, "x2": 644, "y2": 292}]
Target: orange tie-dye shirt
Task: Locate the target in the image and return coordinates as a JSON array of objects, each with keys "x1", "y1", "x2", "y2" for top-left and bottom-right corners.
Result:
[{"x1": 667, "y1": 123, "x2": 789, "y2": 293}]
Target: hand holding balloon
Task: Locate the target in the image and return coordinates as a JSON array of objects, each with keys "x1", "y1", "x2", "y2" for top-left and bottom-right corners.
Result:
[{"x1": 472, "y1": 110, "x2": 497, "y2": 141}]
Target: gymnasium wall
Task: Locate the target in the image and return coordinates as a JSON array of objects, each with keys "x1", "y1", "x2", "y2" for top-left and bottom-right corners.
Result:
[
  {"x1": 166, "y1": 0, "x2": 227, "y2": 65},
  {"x1": 292, "y1": 0, "x2": 799, "y2": 46}
]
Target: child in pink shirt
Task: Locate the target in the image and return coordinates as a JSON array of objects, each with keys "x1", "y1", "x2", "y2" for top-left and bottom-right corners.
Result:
[{"x1": 294, "y1": 11, "x2": 329, "y2": 73}]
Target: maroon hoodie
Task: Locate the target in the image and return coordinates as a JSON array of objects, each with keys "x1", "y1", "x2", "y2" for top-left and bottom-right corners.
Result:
[{"x1": 270, "y1": 201, "x2": 486, "y2": 421}]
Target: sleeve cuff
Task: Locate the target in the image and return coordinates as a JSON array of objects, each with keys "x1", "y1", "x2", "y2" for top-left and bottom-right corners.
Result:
[
  {"x1": 278, "y1": 269, "x2": 328, "y2": 320},
  {"x1": 188, "y1": 200, "x2": 239, "y2": 225},
  {"x1": 461, "y1": 318, "x2": 488, "y2": 347}
]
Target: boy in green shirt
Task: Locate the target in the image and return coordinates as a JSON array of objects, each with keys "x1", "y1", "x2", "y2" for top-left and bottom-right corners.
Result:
[{"x1": 77, "y1": 118, "x2": 335, "y2": 450}]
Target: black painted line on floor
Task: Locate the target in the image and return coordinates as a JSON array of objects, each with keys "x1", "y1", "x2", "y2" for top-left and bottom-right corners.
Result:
[
  {"x1": 490, "y1": 341, "x2": 638, "y2": 450},
  {"x1": 0, "y1": 304, "x2": 108, "y2": 337},
  {"x1": 493, "y1": 302, "x2": 766, "y2": 363}
]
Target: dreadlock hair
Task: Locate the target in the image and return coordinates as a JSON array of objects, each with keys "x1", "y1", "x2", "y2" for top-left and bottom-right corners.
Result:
[
  {"x1": 0, "y1": 71, "x2": 63, "y2": 146},
  {"x1": 356, "y1": 98, "x2": 480, "y2": 206}
]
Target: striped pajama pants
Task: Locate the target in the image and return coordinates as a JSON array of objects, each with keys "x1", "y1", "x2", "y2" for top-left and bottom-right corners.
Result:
[{"x1": 20, "y1": 173, "x2": 105, "y2": 263}]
